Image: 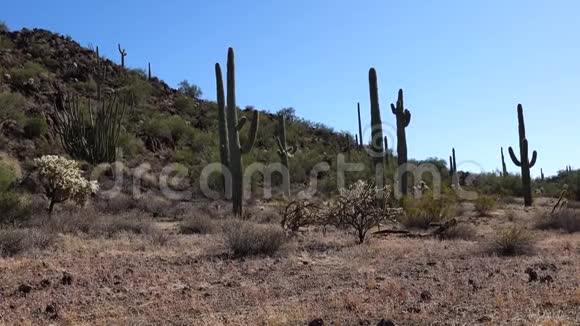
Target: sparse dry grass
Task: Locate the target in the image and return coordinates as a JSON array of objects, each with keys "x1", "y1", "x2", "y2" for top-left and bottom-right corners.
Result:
[
  {"x1": 224, "y1": 219, "x2": 286, "y2": 257},
  {"x1": 0, "y1": 198, "x2": 579, "y2": 325}
]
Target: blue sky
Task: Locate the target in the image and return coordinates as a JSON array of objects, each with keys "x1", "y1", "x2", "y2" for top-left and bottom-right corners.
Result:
[{"x1": 3, "y1": 0, "x2": 579, "y2": 176}]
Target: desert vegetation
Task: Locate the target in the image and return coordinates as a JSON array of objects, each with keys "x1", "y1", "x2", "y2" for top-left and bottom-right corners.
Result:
[{"x1": 0, "y1": 24, "x2": 579, "y2": 325}]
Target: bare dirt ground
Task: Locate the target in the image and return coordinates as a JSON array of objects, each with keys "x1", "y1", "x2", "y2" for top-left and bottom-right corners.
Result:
[{"x1": 1, "y1": 197, "x2": 579, "y2": 325}]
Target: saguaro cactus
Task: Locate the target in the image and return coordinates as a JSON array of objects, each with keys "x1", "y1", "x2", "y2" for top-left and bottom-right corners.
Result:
[
  {"x1": 391, "y1": 89, "x2": 411, "y2": 195},
  {"x1": 368, "y1": 68, "x2": 385, "y2": 171},
  {"x1": 384, "y1": 136, "x2": 390, "y2": 166},
  {"x1": 449, "y1": 148, "x2": 457, "y2": 184},
  {"x1": 276, "y1": 114, "x2": 296, "y2": 198},
  {"x1": 148, "y1": 62, "x2": 151, "y2": 80},
  {"x1": 118, "y1": 44, "x2": 127, "y2": 67},
  {"x1": 541, "y1": 168, "x2": 545, "y2": 181},
  {"x1": 508, "y1": 104, "x2": 537, "y2": 207},
  {"x1": 357, "y1": 102, "x2": 363, "y2": 149},
  {"x1": 215, "y1": 62, "x2": 230, "y2": 192},
  {"x1": 501, "y1": 147, "x2": 508, "y2": 177},
  {"x1": 224, "y1": 47, "x2": 260, "y2": 216}
]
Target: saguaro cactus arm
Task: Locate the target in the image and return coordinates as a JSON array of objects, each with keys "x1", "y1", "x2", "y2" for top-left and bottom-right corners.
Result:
[
  {"x1": 508, "y1": 146, "x2": 521, "y2": 166},
  {"x1": 240, "y1": 111, "x2": 259, "y2": 154}
]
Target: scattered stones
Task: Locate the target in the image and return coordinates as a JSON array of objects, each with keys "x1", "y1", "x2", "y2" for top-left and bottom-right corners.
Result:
[
  {"x1": 61, "y1": 272, "x2": 73, "y2": 285},
  {"x1": 309, "y1": 318, "x2": 324, "y2": 326},
  {"x1": 18, "y1": 284, "x2": 32, "y2": 294},
  {"x1": 524, "y1": 267, "x2": 538, "y2": 282},
  {"x1": 420, "y1": 290, "x2": 432, "y2": 302}
]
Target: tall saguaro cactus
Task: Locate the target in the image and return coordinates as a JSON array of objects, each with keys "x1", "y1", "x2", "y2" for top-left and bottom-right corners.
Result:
[
  {"x1": 508, "y1": 104, "x2": 537, "y2": 207},
  {"x1": 449, "y1": 148, "x2": 457, "y2": 184},
  {"x1": 276, "y1": 114, "x2": 296, "y2": 198},
  {"x1": 215, "y1": 63, "x2": 230, "y2": 192},
  {"x1": 118, "y1": 44, "x2": 127, "y2": 67},
  {"x1": 357, "y1": 102, "x2": 363, "y2": 149},
  {"x1": 501, "y1": 147, "x2": 508, "y2": 177},
  {"x1": 391, "y1": 89, "x2": 411, "y2": 195},
  {"x1": 384, "y1": 136, "x2": 390, "y2": 166},
  {"x1": 224, "y1": 47, "x2": 260, "y2": 216},
  {"x1": 368, "y1": 68, "x2": 385, "y2": 171}
]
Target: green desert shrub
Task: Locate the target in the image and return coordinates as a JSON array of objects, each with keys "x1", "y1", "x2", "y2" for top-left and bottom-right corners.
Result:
[
  {"x1": 224, "y1": 220, "x2": 286, "y2": 257},
  {"x1": 0, "y1": 91, "x2": 26, "y2": 126},
  {"x1": 474, "y1": 195, "x2": 497, "y2": 216},
  {"x1": 475, "y1": 172, "x2": 523, "y2": 197},
  {"x1": 118, "y1": 132, "x2": 145, "y2": 158},
  {"x1": 8, "y1": 61, "x2": 48, "y2": 87},
  {"x1": 401, "y1": 191, "x2": 456, "y2": 229},
  {"x1": 0, "y1": 160, "x2": 20, "y2": 192},
  {"x1": 0, "y1": 192, "x2": 32, "y2": 224},
  {"x1": 23, "y1": 116, "x2": 48, "y2": 139}
]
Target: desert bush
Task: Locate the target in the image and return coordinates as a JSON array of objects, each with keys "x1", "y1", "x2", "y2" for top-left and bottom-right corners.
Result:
[
  {"x1": 535, "y1": 208, "x2": 580, "y2": 233},
  {"x1": 224, "y1": 220, "x2": 286, "y2": 257},
  {"x1": 40, "y1": 212, "x2": 158, "y2": 238},
  {"x1": 179, "y1": 215, "x2": 217, "y2": 234},
  {"x1": 178, "y1": 80, "x2": 202, "y2": 99},
  {"x1": 118, "y1": 132, "x2": 145, "y2": 158},
  {"x1": 0, "y1": 228, "x2": 56, "y2": 257},
  {"x1": 8, "y1": 61, "x2": 48, "y2": 87},
  {"x1": 23, "y1": 116, "x2": 48, "y2": 139},
  {"x1": 34, "y1": 155, "x2": 99, "y2": 217},
  {"x1": 0, "y1": 192, "x2": 32, "y2": 224},
  {"x1": 494, "y1": 225, "x2": 535, "y2": 256},
  {"x1": 147, "y1": 228, "x2": 172, "y2": 246},
  {"x1": 401, "y1": 191, "x2": 456, "y2": 229},
  {"x1": 474, "y1": 195, "x2": 497, "y2": 216},
  {"x1": 281, "y1": 200, "x2": 322, "y2": 232},
  {"x1": 0, "y1": 21, "x2": 8, "y2": 33},
  {"x1": 0, "y1": 91, "x2": 26, "y2": 126},
  {"x1": 327, "y1": 180, "x2": 401, "y2": 243},
  {"x1": 474, "y1": 172, "x2": 523, "y2": 197},
  {"x1": 438, "y1": 223, "x2": 477, "y2": 241},
  {"x1": 0, "y1": 162, "x2": 18, "y2": 192}
]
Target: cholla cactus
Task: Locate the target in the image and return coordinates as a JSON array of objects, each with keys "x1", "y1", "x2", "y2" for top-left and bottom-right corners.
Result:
[{"x1": 33, "y1": 155, "x2": 98, "y2": 217}]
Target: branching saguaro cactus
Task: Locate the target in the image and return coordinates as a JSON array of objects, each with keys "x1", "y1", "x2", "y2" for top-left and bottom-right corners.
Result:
[
  {"x1": 52, "y1": 92, "x2": 126, "y2": 164},
  {"x1": 501, "y1": 147, "x2": 508, "y2": 177},
  {"x1": 391, "y1": 89, "x2": 411, "y2": 195},
  {"x1": 276, "y1": 114, "x2": 296, "y2": 198},
  {"x1": 223, "y1": 47, "x2": 260, "y2": 216},
  {"x1": 118, "y1": 44, "x2": 127, "y2": 67},
  {"x1": 368, "y1": 68, "x2": 385, "y2": 171},
  {"x1": 508, "y1": 104, "x2": 537, "y2": 207},
  {"x1": 357, "y1": 102, "x2": 363, "y2": 149}
]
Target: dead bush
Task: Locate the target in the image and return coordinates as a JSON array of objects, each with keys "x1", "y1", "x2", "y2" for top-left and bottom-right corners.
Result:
[
  {"x1": 0, "y1": 228, "x2": 56, "y2": 257},
  {"x1": 179, "y1": 215, "x2": 217, "y2": 234},
  {"x1": 535, "y1": 208, "x2": 580, "y2": 233},
  {"x1": 327, "y1": 180, "x2": 400, "y2": 244},
  {"x1": 224, "y1": 220, "x2": 286, "y2": 257},
  {"x1": 438, "y1": 223, "x2": 477, "y2": 241},
  {"x1": 281, "y1": 200, "x2": 322, "y2": 232},
  {"x1": 493, "y1": 225, "x2": 535, "y2": 256}
]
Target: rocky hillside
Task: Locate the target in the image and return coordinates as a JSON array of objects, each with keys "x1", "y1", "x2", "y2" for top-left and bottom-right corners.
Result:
[{"x1": 0, "y1": 27, "x2": 358, "y2": 196}]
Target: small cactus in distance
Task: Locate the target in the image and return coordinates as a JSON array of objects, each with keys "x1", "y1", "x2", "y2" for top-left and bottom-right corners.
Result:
[
  {"x1": 508, "y1": 104, "x2": 537, "y2": 207},
  {"x1": 118, "y1": 44, "x2": 127, "y2": 67},
  {"x1": 357, "y1": 102, "x2": 363, "y2": 150}
]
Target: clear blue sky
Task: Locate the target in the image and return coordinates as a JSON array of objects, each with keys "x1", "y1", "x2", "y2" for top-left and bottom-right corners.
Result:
[{"x1": 4, "y1": 0, "x2": 579, "y2": 176}]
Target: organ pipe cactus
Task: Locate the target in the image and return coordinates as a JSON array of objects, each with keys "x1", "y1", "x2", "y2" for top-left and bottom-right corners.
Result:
[
  {"x1": 508, "y1": 104, "x2": 537, "y2": 207},
  {"x1": 224, "y1": 47, "x2": 260, "y2": 216},
  {"x1": 276, "y1": 114, "x2": 296, "y2": 198},
  {"x1": 391, "y1": 89, "x2": 411, "y2": 195},
  {"x1": 52, "y1": 92, "x2": 126, "y2": 164}
]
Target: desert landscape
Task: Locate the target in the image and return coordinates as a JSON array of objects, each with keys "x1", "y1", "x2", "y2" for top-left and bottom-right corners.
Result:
[{"x1": 1, "y1": 4, "x2": 580, "y2": 325}]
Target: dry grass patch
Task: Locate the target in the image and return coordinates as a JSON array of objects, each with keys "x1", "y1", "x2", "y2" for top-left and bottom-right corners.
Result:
[
  {"x1": 535, "y1": 208, "x2": 580, "y2": 233},
  {"x1": 179, "y1": 215, "x2": 217, "y2": 234},
  {"x1": 438, "y1": 223, "x2": 477, "y2": 241},
  {"x1": 0, "y1": 228, "x2": 56, "y2": 257},
  {"x1": 493, "y1": 225, "x2": 535, "y2": 256},
  {"x1": 474, "y1": 195, "x2": 497, "y2": 216},
  {"x1": 224, "y1": 220, "x2": 286, "y2": 257}
]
